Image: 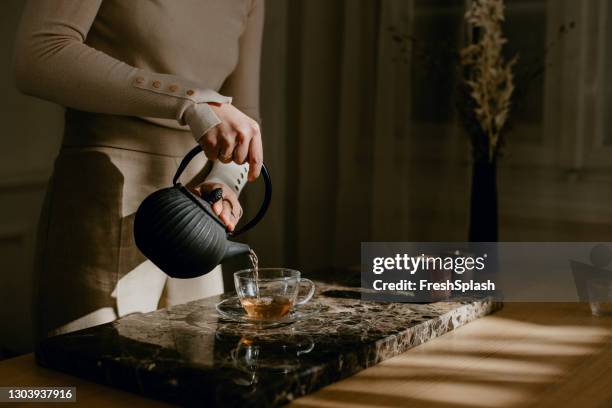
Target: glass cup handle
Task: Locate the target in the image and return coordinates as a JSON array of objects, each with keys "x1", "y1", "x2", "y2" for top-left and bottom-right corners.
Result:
[{"x1": 295, "y1": 278, "x2": 315, "y2": 306}]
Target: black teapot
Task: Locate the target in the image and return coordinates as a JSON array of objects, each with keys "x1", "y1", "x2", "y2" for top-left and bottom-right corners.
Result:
[{"x1": 134, "y1": 145, "x2": 271, "y2": 279}]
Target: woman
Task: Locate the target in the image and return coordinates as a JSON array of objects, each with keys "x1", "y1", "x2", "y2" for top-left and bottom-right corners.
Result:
[{"x1": 14, "y1": 0, "x2": 264, "y2": 339}]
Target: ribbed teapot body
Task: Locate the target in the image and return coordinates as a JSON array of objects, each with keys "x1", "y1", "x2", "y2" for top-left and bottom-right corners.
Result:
[{"x1": 134, "y1": 187, "x2": 227, "y2": 279}]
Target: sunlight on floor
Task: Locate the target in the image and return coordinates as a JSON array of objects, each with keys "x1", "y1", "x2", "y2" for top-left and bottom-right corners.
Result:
[{"x1": 292, "y1": 308, "x2": 612, "y2": 408}]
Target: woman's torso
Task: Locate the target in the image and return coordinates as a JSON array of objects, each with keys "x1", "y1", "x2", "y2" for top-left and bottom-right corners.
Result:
[
  {"x1": 66, "y1": 0, "x2": 252, "y2": 148},
  {"x1": 88, "y1": 0, "x2": 250, "y2": 89}
]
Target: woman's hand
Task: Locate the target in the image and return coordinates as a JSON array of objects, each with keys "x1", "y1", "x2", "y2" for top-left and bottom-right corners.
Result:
[
  {"x1": 201, "y1": 103, "x2": 263, "y2": 181},
  {"x1": 191, "y1": 181, "x2": 243, "y2": 232}
]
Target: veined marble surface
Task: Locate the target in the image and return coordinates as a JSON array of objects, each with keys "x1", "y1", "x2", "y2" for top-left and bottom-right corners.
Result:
[{"x1": 37, "y1": 280, "x2": 501, "y2": 407}]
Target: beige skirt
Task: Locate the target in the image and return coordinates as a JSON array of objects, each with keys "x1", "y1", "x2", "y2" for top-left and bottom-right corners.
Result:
[{"x1": 33, "y1": 110, "x2": 225, "y2": 339}]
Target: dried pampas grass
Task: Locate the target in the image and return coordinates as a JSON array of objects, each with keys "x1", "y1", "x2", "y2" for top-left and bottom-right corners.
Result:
[{"x1": 460, "y1": 0, "x2": 517, "y2": 160}]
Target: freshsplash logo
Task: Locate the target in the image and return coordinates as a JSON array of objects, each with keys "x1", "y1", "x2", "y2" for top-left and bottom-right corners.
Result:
[{"x1": 372, "y1": 253, "x2": 488, "y2": 275}]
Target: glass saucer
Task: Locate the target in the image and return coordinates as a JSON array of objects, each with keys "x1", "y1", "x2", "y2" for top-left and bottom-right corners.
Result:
[{"x1": 215, "y1": 296, "x2": 323, "y2": 328}]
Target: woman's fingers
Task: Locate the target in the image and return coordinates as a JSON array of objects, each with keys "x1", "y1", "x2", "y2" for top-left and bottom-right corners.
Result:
[
  {"x1": 220, "y1": 191, "x2": 242, "y2": 231},
  {"x1": 219, "y1": 199, "x2": 242, "y2": 232},
  {"x1": 197, "y1": 182, "x2": 224, "y2": 215},
  {"x1": 219, "y1": 201, "x2": 235, "y2": 231},
  {"x1": 196, "y1": 182, "x2": 242, "y2": 230},
  {"x1": 248, "y1": 130, "x2": 263, "y2": 181},
  {"x1": 212, "y1": 199, "x2": 224, "y2": 216},
  {"x1": 218, "y1": 127, "x2": 237, "y2": 164},
  {"x1": 233, "y1": 129, "x2": 251, "y2": 164},
  {"x1": 201, "y1": 104, "x2": 264, "y2": 176},
  {"x1": 224, "y1": 193, "x2": 242, "y2": 220},
  {"x1": 201, "y1": 128, "x2": 220, "y2": 161}
]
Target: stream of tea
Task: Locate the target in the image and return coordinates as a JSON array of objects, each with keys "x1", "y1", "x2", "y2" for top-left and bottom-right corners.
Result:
[{"x1": 248, "y1": 248, "x2": 259, "y2": 298}]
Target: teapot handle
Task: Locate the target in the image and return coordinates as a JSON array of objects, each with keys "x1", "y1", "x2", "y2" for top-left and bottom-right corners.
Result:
[{"x1": 173, "y1": 145, "x2": 272, "y2": 237}]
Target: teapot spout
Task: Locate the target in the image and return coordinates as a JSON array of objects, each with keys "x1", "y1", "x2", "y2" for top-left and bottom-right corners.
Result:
[{"x1": 224, "y1": 241, "x2": 251, "y2": 261}]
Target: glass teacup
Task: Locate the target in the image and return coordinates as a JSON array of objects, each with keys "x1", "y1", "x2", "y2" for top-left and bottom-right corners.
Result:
[{"x1": 233, "y1": 268, "x2": 315, "y2": 320}]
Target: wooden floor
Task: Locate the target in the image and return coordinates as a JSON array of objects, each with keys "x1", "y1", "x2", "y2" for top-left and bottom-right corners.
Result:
[
  {"x1": 1, "y1": 303, "x2": 611, "y2": 407},
  {"x1": 292, "y1": 303, "x2": 612, "y2": 408}
]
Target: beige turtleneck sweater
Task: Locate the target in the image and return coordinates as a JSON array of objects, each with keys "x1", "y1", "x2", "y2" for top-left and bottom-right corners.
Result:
[{"x1": 14, "y1": 0, "x2": 263, "y2": 190}]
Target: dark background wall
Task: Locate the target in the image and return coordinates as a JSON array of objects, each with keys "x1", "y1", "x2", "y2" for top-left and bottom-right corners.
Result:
[
  {"x1": 2, "y1": 0, "x2": 612, "y2": 354},
  {"x1": 245, "y1": 0, "x2": 612, "y2": 267}
]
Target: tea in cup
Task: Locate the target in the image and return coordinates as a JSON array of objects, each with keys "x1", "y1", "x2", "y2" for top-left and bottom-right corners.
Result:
[{"x1": 233, "y1": 268, "x2": 315, "y2": 320}]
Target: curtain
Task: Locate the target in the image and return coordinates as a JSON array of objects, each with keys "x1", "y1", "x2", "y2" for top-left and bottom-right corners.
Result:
[
  {"x1": 241, "y1": 0, "x2": 471, "y2": 274},
  {"x1": 243, "y1": 0, "x2": 612, "y2": 274}
]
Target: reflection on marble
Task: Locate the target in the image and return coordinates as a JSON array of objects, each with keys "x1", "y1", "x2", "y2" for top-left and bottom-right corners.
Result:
[{"x1": 36, "y1": 281, "x2": 501, "y2": 407}]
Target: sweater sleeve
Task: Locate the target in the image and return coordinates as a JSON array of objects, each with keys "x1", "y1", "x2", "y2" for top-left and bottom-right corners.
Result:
[
  {"x1": 13, "y1": 0, "x2": 229, "y2": 142},
  {"x1": 206, "y1": 0, "x2": 265, "y2": 195}
]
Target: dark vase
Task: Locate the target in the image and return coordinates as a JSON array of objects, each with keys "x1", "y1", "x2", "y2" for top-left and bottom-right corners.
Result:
[{"x1": 469, "y1": 156, "x2": 498, "y2": 242}]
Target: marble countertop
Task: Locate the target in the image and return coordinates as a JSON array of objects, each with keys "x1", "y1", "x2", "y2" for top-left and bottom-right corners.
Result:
[{"x1": 36, "y1": 277, "x2": 501, "y2": 407}]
